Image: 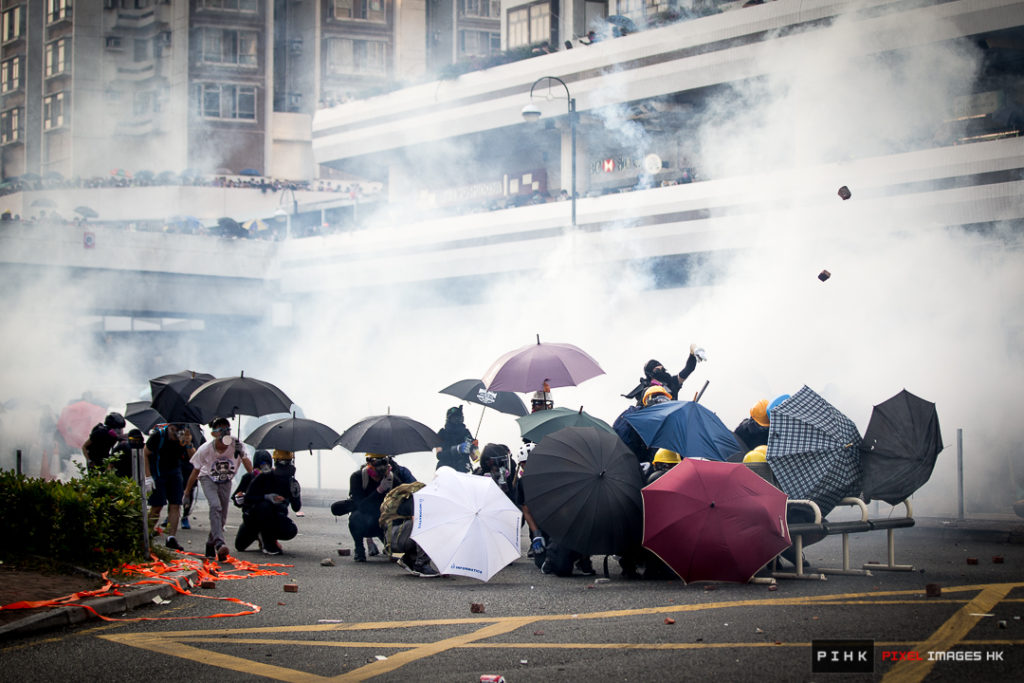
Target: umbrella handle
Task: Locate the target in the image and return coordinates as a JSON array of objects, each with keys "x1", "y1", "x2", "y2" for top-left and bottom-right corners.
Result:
[{"x1": 475, "y1": 406, "x2": 485, "y2": 440}]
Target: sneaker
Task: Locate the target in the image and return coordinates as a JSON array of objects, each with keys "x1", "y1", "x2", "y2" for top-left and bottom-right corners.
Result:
[
  {"x1": 530, "y1": 536, "x2": 546, "y2": 556},
  {"x1": 165, "y1": 536, "x2": 184, "y2": 551},
  {"x1": 180, "y1": 517, "x2": 191, "y2": 530},
  {"x1": 575, "y1": 556, "x2": 597, "y2": 576},
  {"x1": 396, "y1": 556, "x2": 417, "y2": 575},
  {"x1": 216, "y1": 543, "x2": 229, "y2": 562},
  {"x1": 366, "y1": 539, "x2": 380, "y2": 557},
  {"x1": 204, "y1": 542, "x2": 215, "y2": 558},
  {"x1": 262, "y1": 542, "x2": 283, "y2": 556},
  {"x1": 412, "y1": 560, "x2": 440, "y2": 578}
]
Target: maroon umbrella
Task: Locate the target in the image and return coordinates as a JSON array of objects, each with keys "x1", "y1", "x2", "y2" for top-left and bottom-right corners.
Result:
[
  {"x1": 481, "y1": 334, "x2": 604, "y2": 393},
  {"x1": 57, "y1": 400, "x2": 107, "y2": 449},
  {"x1": 642, "y1": 459, "x2": 791, "y2": 583}
]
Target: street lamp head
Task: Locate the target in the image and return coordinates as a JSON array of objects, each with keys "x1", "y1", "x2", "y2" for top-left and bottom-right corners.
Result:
[{"x1": 521, "y1": 103, "x2": 542, "y2": 122}]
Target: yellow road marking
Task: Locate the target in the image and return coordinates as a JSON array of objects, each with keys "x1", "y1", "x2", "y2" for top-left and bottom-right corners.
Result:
[{"x1": 882, "y1": 583, "x2": 1016, "y2": 683}]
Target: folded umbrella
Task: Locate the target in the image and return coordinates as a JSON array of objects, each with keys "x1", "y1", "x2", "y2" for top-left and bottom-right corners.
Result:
[
  {"x1": 336, "y1": 414, "x2": 440, "y2": 455},
  {"x1": 522, "y1": 426, "x2": 643, "y2": 555},
  {"x1": 482, "y1": 334, "x2": 605, "y2": 393},
  {"x1": 860, "y1": 389, "x2": 943, "y2": 505},
  {"x1": 516, "y1": 406, "x2": 614, "y2": 444},
  {"x1": 411, "y1": 467, "x2": 522, "y2": 581},
  {"x1": 244, "y1": 416, "x2": 341, "y2": 453},
  {"x1": 623, "y1": 400, "x2": 743, "y2": 462},
  {"x1": 642, "y1": 459, "x2": 791, "y2": 583},
  {"x1": 186, "y1": 372, "x2": 293, "y2": 422},
  {"x1": 766, "y1": 386, "x2": 863, "y2": 516},
  {"x1": 150, "y1": 370, "x2": 215, "y2": 423}
]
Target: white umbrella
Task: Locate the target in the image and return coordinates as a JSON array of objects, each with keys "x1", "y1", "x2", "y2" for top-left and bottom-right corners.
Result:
[{"x1": 411, "y1": 467, "x2": 522, "y2": 581}]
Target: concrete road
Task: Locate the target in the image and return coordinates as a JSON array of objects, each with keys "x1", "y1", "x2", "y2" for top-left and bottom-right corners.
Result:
[{"x1": 1, "y1": 502, "x2": 1021, "y2": 682}]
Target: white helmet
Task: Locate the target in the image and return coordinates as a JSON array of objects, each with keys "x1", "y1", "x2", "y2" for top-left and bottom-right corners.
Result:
[{"x1": 517, "y1": 441, "x2": 536, "y2": 462}]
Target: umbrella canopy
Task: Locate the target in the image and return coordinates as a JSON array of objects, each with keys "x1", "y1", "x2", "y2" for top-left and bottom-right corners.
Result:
[
  {"x1": 522, "y1": 426, "x2": 643, "y2": 555},
  {"x1": 244, "y1": 416, "x2": 340, "y2": 452},
  {"x1": 186, "y1": 372, "x2": 294, "y2": 422},
  {"x1": 125, "y1": 401, "x2": 163, "y2": 433},
  {"x1": 439, "y1": 379, "x2": 528, "y2": 417},
  {"x1": 239, "y1": 168, "x2": 261, "y2": 176},
  {"x1": 215, "y1": 217, "x2": 246, "y2": 238},
  {"x1": 336, "y1": 414, "x2": 440, "y2": 455},
  {"x1": 623, "y1": 401, "x2": 743, "y2": 462},
  {"x1": 642, "y1": 459, "x2": 791, "y2": 583},
  {"x1": 149, "y1": 370, "x2": 215, "y2": 423},
  {"x1": 481, "y1": 334, "x2": 605, "y2": 393},
  {"x1": 241, "y1": 218, "x2": 269, "y2": 233},
  {"x1": 516, "y1": 406, "x2": 614, "y2": 443},
  {"x1": 411, "y1": 467, "x2": 522, "y2": 581},
  {"x1": 766, "y1": 386, "x2": 863, "y2": 516},
  {"x1": 860, "y1": 389, "x2": 943, "y2": 505},
  {"x1": 57, "y1": 401, "x2": 107, "y2": 448}
]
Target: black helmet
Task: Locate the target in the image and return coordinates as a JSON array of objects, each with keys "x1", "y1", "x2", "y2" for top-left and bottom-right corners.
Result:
[{"x1": 104, "y1": 412, "x2": 126, "y2": 429}]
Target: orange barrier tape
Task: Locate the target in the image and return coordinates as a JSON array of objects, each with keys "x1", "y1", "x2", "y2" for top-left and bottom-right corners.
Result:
[{"x1": 0, "y1": 551, "x2": 294, "y2": 622}]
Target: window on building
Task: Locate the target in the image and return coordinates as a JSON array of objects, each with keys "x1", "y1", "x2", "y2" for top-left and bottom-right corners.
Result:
[
  {"x1": 46, "y1": 0, "x2": 73, "y2": 23},
  {"x1": 43, "y1": 93, "x2": 66, "y2": 130},
  {"x1": 45, "y1": 38, "x2": 70, "y2": 77},
  {"x1": 195, "y1": 83, "x2": 257, "y2": 120},
  {"x1": 0, "y1": 108, "x2": 20, "y2": 144},
  {"x1": 1, "y1": 56, "x2": 21, "y2": 93},
  {"x1": 198, "y1": 0, "x2": 259, "y2": 11},
  {"x1": 199, "y1": 28, "x2": 258, "y2": 66},
  {"x1": 459, "y1": 30, "x2": 500, "y2": 58},
  {"x1": 325, "y1": 37, "x2": 387, "y2": 76},
  {"x1": 462, "y1": 0, "x2": 500, "y2": 18},
  {"x1": 2, "y1": 5, "x2": 25, "y2": 43},
  {"x1": 507, "y1": 2, "x2": 550, "y2": 49},
  {"x1": 332, "y1": 0, "x2": 386, "y2": 23}
]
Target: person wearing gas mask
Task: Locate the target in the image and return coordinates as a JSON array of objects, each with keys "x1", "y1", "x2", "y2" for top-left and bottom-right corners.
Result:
[
  {"x1": 347, "y1": 453, "x2": 415, "y2": 562},
  {"x1": 475, "y1": 443, "x2": 516, "y2": 501},
  {"x1": 235, "y1": 449, "x2": 301, "y2": 555},
  {"x1": 143, "y1": 422, "x2": 196, "y2": 552},
  {"x1": 623, "y1": 344, "x2": 706, "y2": 405},
  {"x1": 184, "y1": 417, "x2": 253, "y2": 561},
  {"x1": 435, "y1": 406, "x2": 476, "y2": 472}
]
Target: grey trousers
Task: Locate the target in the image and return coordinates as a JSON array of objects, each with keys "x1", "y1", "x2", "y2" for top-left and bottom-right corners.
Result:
[{"x1": 199, "y1": 476, "x2": 234, "y2": 548}]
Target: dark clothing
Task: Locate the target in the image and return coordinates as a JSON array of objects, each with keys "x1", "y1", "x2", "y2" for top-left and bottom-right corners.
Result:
[
  {"x1": 148, "y1": 467, "x2": 184, "y2": 507},
  {"x1": 348, "y1": 465, "x2": 415, "y2": 553},
  {"x1": 232, "y1": 470, "x2": 258, "y2": 508},
  {"x1": 733, "y1": 418, "x2": 769, "y2": 453},
  {"x1": 85, "y1": 423, "x2": 122, "y2": 471},
  {"x1": 436, "y1": 414, "x2": 474, "y2": 472},
  {"x1": 235, "y1": 469, "x2": 301, "y2": 551},
  {"x1": 145, "y1": 428, "x2": 190, "y2": 475},
  {"x1": 624, "y1": 354, "x2": 698, "y2": 405},
  {"x1": 475, "y1": 465, "x2": 517, "y2": 501},
  {"x1": 109, "y1": 440, "x2": 137, "y2": 478},
  {"x1": 613, "y1": 406, "x2": 654, "y2": 462}
]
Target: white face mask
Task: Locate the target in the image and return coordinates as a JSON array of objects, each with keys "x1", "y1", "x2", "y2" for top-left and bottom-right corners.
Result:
[{"x1": 220, "y1": 434, "x2": 234, "y2": 446}]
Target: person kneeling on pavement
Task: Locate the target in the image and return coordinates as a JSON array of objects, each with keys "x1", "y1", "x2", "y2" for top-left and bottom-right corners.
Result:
[
  {"x1": 235, "y1": 450, "x2": 301, "y2": 555},
  {"x1": 334, "y1": 453, "x2": 416, "y2": 561},
  {"x1": 378, "y1": 482, "x2": 439, "y2": 577}
]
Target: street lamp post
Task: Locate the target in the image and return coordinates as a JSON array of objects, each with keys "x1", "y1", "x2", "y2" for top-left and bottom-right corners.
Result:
[{"x1": 522, "y1": 76, "x2": 576, "y2": 228}]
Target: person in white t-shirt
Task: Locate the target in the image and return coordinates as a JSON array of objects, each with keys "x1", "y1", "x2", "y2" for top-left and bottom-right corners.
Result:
[{"x1": 184, "y1": 416, "x2": 253, "y2": 561}]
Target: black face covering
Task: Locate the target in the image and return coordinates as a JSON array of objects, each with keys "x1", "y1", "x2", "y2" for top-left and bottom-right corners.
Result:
[
  {"x1": 275, "y1": 463, "x2": 296, "y2": 478},
  {"x1": 652, "y1": 368, "x2": 673, "y2": 384}
]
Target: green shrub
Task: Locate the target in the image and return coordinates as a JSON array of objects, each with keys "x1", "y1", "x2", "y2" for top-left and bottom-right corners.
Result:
[{"x1": 0, "y1": 469, "x2": 148, "y2": 571}]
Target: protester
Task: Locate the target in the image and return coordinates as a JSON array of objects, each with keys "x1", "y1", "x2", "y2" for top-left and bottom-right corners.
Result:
[
  {"x1": 515, "y1": 440, "x2": 547, "y2": 560},
  {"x1": 623, "y1": 344, "x2": 705, "y2": 404},
  {"x1": 732, "y1": 398, "x2": 770, "y2": 455},
  {"x1": 645, "y1": 448, "x2": 681, "y2": 485},
  {"x1": 235, "y1": 449, "x2": 301, "y2": 555},
  {"x1": 379, "y1": 481, "x2": 439, "y2": 577},
  {"x1": 435, "y1": 406, "x2": 475, "y2": 472},
  {"x1": 613, "y1": 385, "x2": 672, "y2": 467},
  {"x1": 143, "y1": 423, "x2": 195, "y2": 552},
  {"x1": 530, "y1": 383, "x2": 554, "y2": 413},
  {"x1": 232, "y1": 449, "x2": 272, "y2": 550},
  {"x1": 184, "y1": 418, "x2": 253, "y2": 561},
  {"x1": 82, "y1": 413, "x2": 126, "y2": 472},
  {"x1": 344, "y1": 453, "x2": 416, "y2": 561},
  {"x1": 475, "y1": 443, "x2": 516, "y2": 501}
]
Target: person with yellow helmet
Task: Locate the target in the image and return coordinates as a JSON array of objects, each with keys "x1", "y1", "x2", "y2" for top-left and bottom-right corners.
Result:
[
  {"x1": 731, "y1": 398, "x2": 771, "y2": 458},
  {"x1": 623, "y1": 344, "x2": 706, "y2": 406},
  {"x1": 646, "y1": 448, "x2": 681, "y2": 485}
]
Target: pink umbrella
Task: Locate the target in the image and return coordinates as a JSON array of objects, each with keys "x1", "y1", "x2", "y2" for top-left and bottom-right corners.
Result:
[
  {"x1": 482, "y1": 334, "x2": 604, "y2": 393},
  {"x1": 642, "y1": 459, "x2": 791, "y2": 583},
  {"x1": 57, "y1": 401, "x2": 107, "y2": 449}
]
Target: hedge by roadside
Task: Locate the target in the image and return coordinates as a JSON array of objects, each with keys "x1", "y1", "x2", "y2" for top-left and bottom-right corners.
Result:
[{"x1": 0, "y1": 469, "x2": 148, "y2": 571}]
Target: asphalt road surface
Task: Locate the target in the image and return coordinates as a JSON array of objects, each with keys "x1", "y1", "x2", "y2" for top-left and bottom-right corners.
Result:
[{"x1": 1, "y1": 502, "x2": 1021, "y2": 682}]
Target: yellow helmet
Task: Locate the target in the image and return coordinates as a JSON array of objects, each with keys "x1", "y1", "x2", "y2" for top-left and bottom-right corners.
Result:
[
  {"x1": 742, "y1": 445, "x2": 768, "y2": 463},
  {"x1": 273, "y1": 449, "x2": 295, "y2": 460},
  {"x1": 750, "y1": 399, "x2": 770, "y2": 427},
  {"x1": 652, "y1": 448, "x2": 681, "y2": 465},
  {"x1": 642, "y1": 385, "x2": 672, "y2": 407}
]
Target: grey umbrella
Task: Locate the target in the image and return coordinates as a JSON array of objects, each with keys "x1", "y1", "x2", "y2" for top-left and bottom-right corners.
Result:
[{"x1": 766, "y1": 385, "x2": 863, "y2": 516}]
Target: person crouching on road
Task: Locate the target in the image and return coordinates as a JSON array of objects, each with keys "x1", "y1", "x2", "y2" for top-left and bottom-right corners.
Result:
[
  {"x1": 348, "y1": 453, "x2": 415, "y2": 561},
  {"x1": 235, "y1": 449, "x2": 301, "y2": 555},
  {"x1": 184, "y1": 417, "x2": 253, "y2": 562}
]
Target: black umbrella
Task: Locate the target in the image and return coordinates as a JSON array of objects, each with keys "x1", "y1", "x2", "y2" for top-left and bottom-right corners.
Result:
[
  {"x1": 860, "y1": 389, "x2": 943, "y2": 505},
  {"x1": 522, "y1": 426, "x2": 643, "y2": 555},
  {"x1": 186, "y1": 372, "x2": 293, "y2": 422},
  {"x1": 150, "y1": 370, "x2": 215, "y2": 423},
  {"x1": 125, "y1": 401, "x2": 164, "y2": 433},
  {"x1": 216, "y1": 216, "x2": 247, "y2": 238},
  {"x1": 336, "y1": 414, "x2": 440, "y2": 455},
  {"x1": 439, "y1": 379, "x2": 528, "y2": 417},
  {"x1": 244, "y1": 416, "x2": 341, "y2": 453}
]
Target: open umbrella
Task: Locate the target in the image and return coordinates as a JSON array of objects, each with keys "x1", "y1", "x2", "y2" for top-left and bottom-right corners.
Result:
[
  {"x1": 642, "y1": 459, "x2": 791, "y2": 583},
  {"x1": 482, "y1": 334, "x2": 604, "y2": 393},
  {"x1": 244, "y1": 415, "x2": 341, "y2": 453},
  {"x1": 439, "y1": 379, "x2": 528, "y2": 417},
  {"x1": 241, "y1": 218, "x2": 269, "y2": 234},
  {"x1": 516, "y1": 406, "x2": 614, "y2": 443},
  {"x1": 411, "y1": 467, "x2": 522, "y2": 581},
  {"x1": 336, "y1": 414, "x2": 440, "y2": 455},
  {"x1": 522, "y1": 426, "x2": 643, "y2": 555},
  {"x1": 149, "y1": 370, "x2": 215, "y2": 423},
  {"x1": 125, "y1": 401, "x2": 163, "y2": 433},
  {"x1": 57, "y1": 400, "x2": 107, "y2": 449},
  {"x1": 239, "y1": 168, "x2": 261, "y2": 176},
  {"x1": 623, "y1": 401, "x2": 743, "y2": 462},
  {"x1": 766, "y1": 386, "x2": 863, "y2": 517},
  {"x1": 186, "y1": 372, "x2": 293, "y2": 422},
  {"x1": 860, "y1": 389, "x2": 943, "y2": 505}
]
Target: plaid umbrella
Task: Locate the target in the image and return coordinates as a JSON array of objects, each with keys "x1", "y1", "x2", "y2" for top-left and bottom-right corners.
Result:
[{"x1": 766, "y1": 386, "x2": 863, "y2": 516}]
